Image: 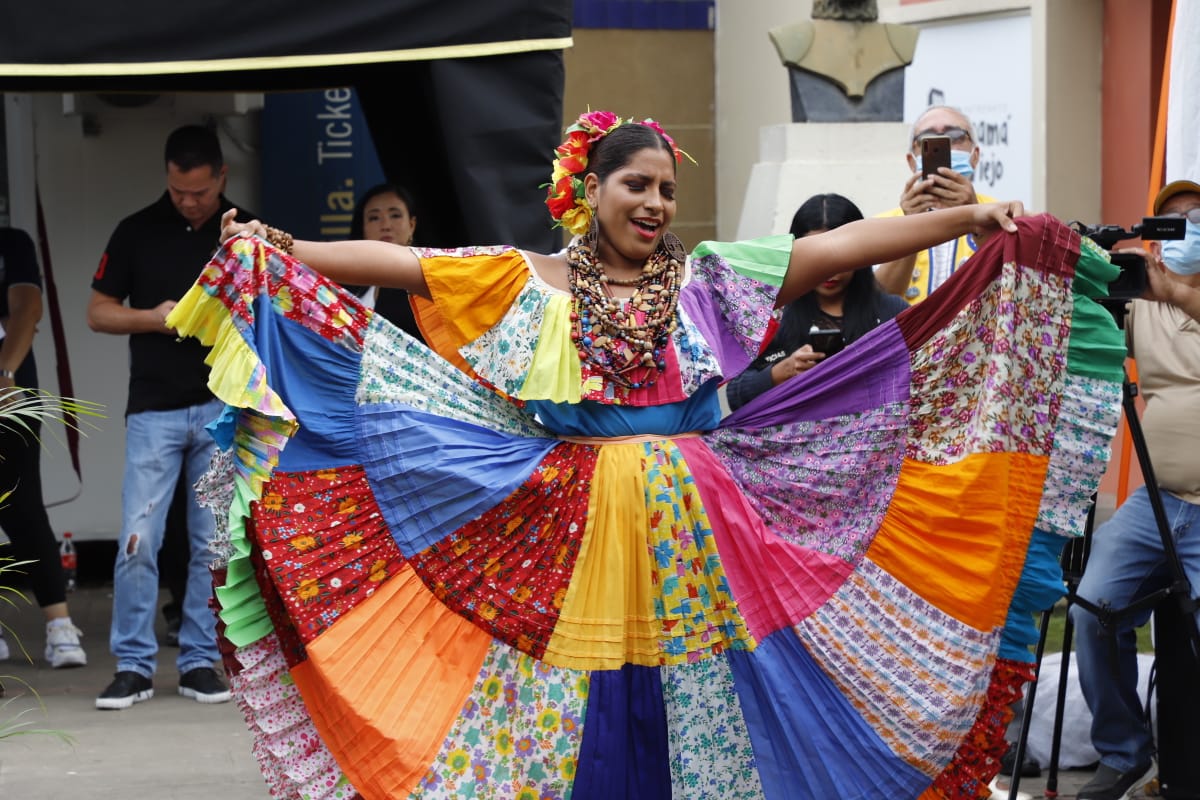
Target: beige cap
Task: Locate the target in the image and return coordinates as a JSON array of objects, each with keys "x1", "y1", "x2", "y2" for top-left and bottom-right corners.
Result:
[{"x1": 1153, "y1": 179, "x2": 1200, "y2": 214}]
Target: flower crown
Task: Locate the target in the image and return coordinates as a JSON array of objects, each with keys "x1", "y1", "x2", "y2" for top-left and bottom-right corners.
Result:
[{"x1": 544, "y1": 110, "x2": 686, "y2": 236}]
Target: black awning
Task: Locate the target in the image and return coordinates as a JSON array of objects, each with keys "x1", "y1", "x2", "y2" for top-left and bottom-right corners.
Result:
[
  {"x1": 1, "y1": 1, "x2": 572, "y2": 251},
  {"x1": 0, "y1": 0, "x2": 571, "y2": 92}
]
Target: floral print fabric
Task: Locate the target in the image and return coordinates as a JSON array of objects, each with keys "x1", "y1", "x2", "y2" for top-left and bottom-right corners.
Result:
[
  {"x1": 908, "y1": 264, "x2": 1070, "y2": 464},
  {"x1": 412, "y1": 642, "x2": 589, "y2": 800},
  {"x1": 254, "y1": 466, "x2": 403, "y2": 645}
]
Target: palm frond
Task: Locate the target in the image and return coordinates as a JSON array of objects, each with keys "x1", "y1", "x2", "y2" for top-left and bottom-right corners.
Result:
[
  {"x1": 0, "y1": 389, "x2": 104, "y2": 437},
  {"x1": 0, "y1": 389, "x2": 104, "y2": 459}
]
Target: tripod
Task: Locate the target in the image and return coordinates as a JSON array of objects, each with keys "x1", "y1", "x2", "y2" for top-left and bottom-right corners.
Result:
[{"x1": 1004, "y1": 373, "x2": 1200, "y2": 800}]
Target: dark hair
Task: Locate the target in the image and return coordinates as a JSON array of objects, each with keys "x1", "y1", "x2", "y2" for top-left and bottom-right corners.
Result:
[
  {"x1": 788, "y1": 192, "x2": 863, "y2": 237},
  {"x1": 349, "y1": 183, "x2": 418, "y2": 241},
  {"x1": 164, "y1": 125, "x2": 224, "y2": 173},
  {"x1": 585, "y1": 123, "x2": 675, "y2": 184},
  {"x1": 786, "y1": 193, "x2": 883, "y2": 344}
]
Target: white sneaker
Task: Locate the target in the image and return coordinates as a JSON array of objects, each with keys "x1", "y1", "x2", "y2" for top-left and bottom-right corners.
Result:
[
  {"x1": 988, "y1": 777, "x2": 1032, "y2": 800},
  {"x1": 45, "y1": 620, "x2": 87, "y2": 668}
]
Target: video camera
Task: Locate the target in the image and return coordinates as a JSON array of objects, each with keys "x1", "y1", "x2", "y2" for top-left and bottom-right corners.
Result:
[{"x1": 1068, "y1": 215, "x2": 1186, "y2": 301}]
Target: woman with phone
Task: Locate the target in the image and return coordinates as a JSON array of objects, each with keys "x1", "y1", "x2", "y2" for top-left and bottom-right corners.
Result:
[{"x1": 725, "y1": 193, "x2": 908, "y2": 411}]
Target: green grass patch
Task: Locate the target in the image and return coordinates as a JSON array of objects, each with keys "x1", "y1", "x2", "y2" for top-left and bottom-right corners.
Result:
[{"x1": 1037, "y1": 602, "x2": 1154, "y2": 655}]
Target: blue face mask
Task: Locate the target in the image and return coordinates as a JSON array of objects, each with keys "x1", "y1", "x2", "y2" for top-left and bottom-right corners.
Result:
[
  {"x1": 914, "y1": 149, "x2": 975, "y2": 181},
  {"x1": 1161, "y1": 220, "x2": 1200, "y2": 276}
]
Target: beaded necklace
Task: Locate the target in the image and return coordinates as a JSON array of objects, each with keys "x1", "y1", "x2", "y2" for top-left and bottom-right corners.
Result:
[{"x1": 566, "y1": 239, "x2": 682, "y2": 390}]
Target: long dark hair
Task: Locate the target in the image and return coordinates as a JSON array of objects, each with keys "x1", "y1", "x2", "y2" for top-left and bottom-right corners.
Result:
[
  {"x1": 349, "y1": 183, "x2": 418, "y2": 242},
  {"x1": 787, "y1": 193, "x2": 883, "y2": 344}
]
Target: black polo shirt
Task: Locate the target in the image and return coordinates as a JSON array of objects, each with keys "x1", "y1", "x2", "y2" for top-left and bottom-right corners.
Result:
[
  {"x1": 92, "y1": 193, "x2": 255, "y2": 415},
  {"x1": 0, "y1": 226, "x2": 42, "y2": 388}
]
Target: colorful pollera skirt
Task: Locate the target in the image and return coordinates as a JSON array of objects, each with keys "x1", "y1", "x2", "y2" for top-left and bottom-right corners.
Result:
[{"x1": 172, "y1": 216, "x2": 1125, "y2": 800}]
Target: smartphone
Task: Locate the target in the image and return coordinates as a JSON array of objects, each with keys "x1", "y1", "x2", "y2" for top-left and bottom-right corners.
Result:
[
  {"x1": 921, "y1": 135, "x2": 952, "y2": 179},
  {"x1": 809, "y1": 329, "x2": 845, "y2": 357}
]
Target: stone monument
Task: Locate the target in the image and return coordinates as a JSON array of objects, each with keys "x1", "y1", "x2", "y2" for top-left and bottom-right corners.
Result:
[
  {"x1": 737, "y1": 0, "x2": 919, "y2": 239},
  {"x1": 770, "y1": 0, "x2": 917, "y2": 123}
]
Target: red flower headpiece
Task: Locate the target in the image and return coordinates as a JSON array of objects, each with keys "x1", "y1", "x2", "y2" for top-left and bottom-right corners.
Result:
[{"x1": 544, "y1": 111, "x2": 687, "y2": 235}]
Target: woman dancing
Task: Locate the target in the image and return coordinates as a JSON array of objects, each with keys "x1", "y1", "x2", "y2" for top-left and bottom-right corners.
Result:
[{"x1": 173, "y1": 111, "x2": 1126, "y2": 800}]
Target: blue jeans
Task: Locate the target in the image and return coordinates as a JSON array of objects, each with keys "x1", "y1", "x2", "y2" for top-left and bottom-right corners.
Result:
[
  {"x1": 110, "y1": 400, "x2": 223, "y2": 678},
  {"x1": 1071, "y1": 485, "x2": 1200, "y2": 772}
]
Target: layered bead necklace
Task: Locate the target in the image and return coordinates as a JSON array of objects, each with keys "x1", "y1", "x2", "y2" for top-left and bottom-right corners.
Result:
[{"x1": 566, "y1": 239, "x2": 682, "y2": 390}]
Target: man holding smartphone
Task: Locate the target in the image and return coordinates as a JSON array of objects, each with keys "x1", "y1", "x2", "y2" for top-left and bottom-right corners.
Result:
[{"x1": 875, "y1": 105, "x2": 995, "y2": 304}]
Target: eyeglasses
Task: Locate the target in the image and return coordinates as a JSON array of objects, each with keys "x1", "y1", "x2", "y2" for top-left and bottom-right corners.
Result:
[
  {"x1": 912, "y1": 126, "x2": 973, "y2": 146},
  {"x1": 1159, "y1": 207, "x2": 1200, "y2": 224}
]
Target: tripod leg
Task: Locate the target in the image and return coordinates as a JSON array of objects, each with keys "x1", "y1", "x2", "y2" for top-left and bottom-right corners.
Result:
[
  {"x1": 1007, "y1": 606, "x2": 1053, "y2": 800},
  {"x1": 1045, "y1": 606, "x2": 1076, "y2": 797}
]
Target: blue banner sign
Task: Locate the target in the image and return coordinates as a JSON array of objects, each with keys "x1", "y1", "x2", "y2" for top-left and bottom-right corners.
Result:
[{"x1": 260, "y1": 87, "x2": 386, "y2": 241}]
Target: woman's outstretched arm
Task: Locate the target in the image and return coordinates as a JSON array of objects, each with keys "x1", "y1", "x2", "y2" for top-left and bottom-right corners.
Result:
[
  {"x1": 220, "y1": 209, "x2": 431, "y2": 298},
  {"x1": 777, "y1": 201, "x2": 1023, "y2": 307}
]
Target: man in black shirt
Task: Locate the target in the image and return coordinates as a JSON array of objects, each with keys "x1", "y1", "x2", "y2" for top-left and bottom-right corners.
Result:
[{"x1": 88, "y1": 125, "x2": 252, "y2": 709}]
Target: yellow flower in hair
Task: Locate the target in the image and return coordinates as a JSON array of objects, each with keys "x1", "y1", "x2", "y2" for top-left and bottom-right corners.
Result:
[{"x1": 560, "y1": 204, "x2": 592, "y2": 236}]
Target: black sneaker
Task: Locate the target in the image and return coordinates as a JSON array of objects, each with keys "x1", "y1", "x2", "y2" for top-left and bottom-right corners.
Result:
[
  {"x1": 178, "y1": 667, "x2": 231, "y2": 704},
  {"x1": 1077, "y1": 760, "x2": 1156, "y2": 800},
  {"x1": 999, "y1": 746, "x2": 1042, "y2": 778},
  {"x1": 96, "y1": 671, "x2": 154, "y2": 710}
]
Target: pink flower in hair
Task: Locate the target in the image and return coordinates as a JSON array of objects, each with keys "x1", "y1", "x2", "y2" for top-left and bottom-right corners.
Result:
[
  {"x1": 639, "y1": 119, "x2": 683, "y2": 164},
  {"x1": 579, "y1": 110, "x2": 620, "y2": 138}
]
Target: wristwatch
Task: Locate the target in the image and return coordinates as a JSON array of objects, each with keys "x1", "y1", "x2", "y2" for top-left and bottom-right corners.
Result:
[{"x1": 0, "y1": 369, "x2": 15, "y2": 380}]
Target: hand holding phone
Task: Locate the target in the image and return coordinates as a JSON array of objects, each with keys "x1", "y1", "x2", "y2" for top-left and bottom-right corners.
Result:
[
  {"x1": 809, "y1": 328, "x2": 844, "y2": 357},
  {"x1": 921, "y1": 135, "x2": 952, "y2": 180}
]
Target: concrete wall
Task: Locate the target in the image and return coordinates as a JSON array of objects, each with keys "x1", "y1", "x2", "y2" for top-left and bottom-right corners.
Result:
[
  {"x1": 564, "y1": 28, "x2": 716, "y2": 248},
  {"x1": 712, "y1": 0, "x2": 800, "y2": 240}
]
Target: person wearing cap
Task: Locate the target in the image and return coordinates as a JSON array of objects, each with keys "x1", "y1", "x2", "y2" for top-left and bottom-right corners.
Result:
[
  {"x1": 874, "y1": 105, "x2": 998, "y2": 304},
  {"x1": 1070, "y1": 178, "x2": 1200, "y2": 800},
  {"x1": 1141, "y1": 179, "x2": 1200, "y2": 322}
]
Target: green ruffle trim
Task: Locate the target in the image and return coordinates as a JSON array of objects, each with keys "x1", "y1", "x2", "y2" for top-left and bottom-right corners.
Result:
[
  {"x1": 691, "y1": 234, "x2": 794, "y2": 286},
  {"x1": 210, "y1": 410, "x2": 295, "y2": 646},
  {"x1": 1068, "y1": 236, "x2": 1128, "y2": 382}
]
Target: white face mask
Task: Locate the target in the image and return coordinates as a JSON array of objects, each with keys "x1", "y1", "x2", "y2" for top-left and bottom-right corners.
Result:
[
  {"x1": 913, "y1": 150, "x2": 975, "y2": 181},
  {"x1": 1161, "y1": 220, "x2": 1200, "y2": 276}
]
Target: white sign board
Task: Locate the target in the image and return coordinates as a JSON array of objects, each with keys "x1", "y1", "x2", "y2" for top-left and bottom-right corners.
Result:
[{"x1": 903, "y1": 14, "x2": 1033, "y2": 205}]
